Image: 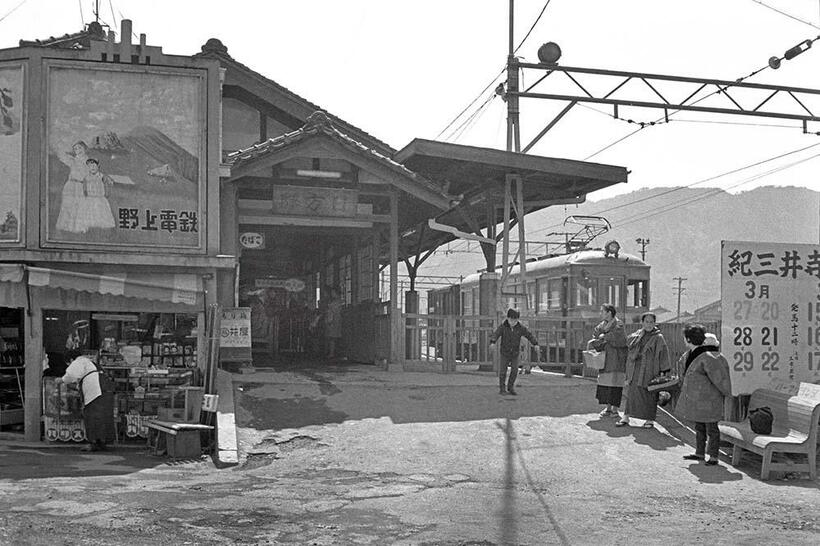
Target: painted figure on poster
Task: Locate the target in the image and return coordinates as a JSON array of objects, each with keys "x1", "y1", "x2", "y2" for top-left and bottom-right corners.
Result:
[
  {"x1": 82, "y1": 158, "x2": 115, "y2": 229},
  {"x1": 55, "y1": 141, "x2": 91, "y2": 233},
  {"x1": 0, "y1": 65, "x2": 22, "y2": 242}
]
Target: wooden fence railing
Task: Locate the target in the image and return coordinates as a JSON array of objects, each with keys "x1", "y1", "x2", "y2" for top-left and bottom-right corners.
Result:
[{"x1": 402, "y1": 313, "x2": 721, "y2": 375}]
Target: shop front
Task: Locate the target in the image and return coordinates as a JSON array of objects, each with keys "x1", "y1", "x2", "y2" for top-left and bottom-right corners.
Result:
[{"x1": 0, "y1": 263, "x2": 212, "y2": 443}]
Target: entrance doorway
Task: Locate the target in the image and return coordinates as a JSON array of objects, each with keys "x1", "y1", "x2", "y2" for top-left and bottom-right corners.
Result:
[
  {"x1": 0, "y1": 307, "x2": 24, "y2": 435},
  {"x1": 238, "y1": 224, "x2": 373, "y2": 367}
]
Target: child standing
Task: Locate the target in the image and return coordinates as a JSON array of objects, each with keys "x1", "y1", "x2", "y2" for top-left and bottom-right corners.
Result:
[{"x1": 490, "y1": 308, "x2": 540, "y2": 395}]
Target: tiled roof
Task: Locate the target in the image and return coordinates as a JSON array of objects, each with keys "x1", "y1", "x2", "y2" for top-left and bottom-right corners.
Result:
[
  {"x1": 19, "y1": 21, "x2": 106, "y2": 49},
  {"x1": 196, "y1": 39, "x2": 395, "y2": 157},
  {"x1": 227, "y1": 111, "x2": 446, "y2": 199}
]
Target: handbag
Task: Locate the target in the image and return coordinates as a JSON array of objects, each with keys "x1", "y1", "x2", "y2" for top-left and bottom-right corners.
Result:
[
  {"x1": 582, "y1": 349, "x2": 606, "y2": 370},
  {"x1": 647, "y1": 372, "x2": 681, "y2": 392},
  {"x1": 749, "y1": 406, "x2": 774, "y2": 434}
]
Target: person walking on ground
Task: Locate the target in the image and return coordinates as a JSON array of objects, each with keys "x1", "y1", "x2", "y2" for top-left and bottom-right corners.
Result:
[
  {"x1": 56, "y1": 350, "x2": 115, "y2": 452},
  {"x1": 489, "y1": 308, "x2": 539, "y2": 395},
  {"x1": 616, "y1": 312, "x2": 670, "y2": 428},
  {"x1": 587, "y1": 304, "x2": 628, "y2": 417},
  {"x1": 675, "y1": 325, "x2": 732, "y2": 466}
]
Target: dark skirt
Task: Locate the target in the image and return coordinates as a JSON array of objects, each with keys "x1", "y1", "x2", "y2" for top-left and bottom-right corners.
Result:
[
  {"x1": 624, "y1": 382, "x2": 659, "y2": 420},
  {"x1": 83, "y1": 391, "x2": 115, "y2": 444},
  {"x1": 596, "y1": 385, "x2": 623, "y2": 406}
]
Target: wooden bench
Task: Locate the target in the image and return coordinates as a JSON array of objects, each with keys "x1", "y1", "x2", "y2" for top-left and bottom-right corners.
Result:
[
  {"x1": 146, "y1": 420, "x2": 213, "y2": 459},
  {"x1": 718, "y1": 385, "x2": 820, "y2": 480}
]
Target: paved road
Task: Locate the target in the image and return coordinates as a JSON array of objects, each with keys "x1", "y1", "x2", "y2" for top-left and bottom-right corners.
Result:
[{"x1": 1, "y1": 364, "x2": 818, "y2": 545}]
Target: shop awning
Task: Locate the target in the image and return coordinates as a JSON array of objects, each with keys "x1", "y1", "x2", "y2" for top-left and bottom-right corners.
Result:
[{"x1": 0, "y1": 264, "x2": 203, "y2": 306}]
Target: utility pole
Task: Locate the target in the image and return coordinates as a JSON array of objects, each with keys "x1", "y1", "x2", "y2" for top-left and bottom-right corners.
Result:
[
  {"x1": 673, "y1": 277, "x2": 687, "y2": 323},
  {"x1": 635, "y1": 237, "x2": 650, "y2": 261}
]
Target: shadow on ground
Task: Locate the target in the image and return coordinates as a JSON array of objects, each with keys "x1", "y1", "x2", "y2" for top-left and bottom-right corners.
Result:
[
  {"x1": 0, "y1": 445, "x2": 187, "y2": 480},
  {"x1": 234, "y1": 367, "x2": 601, "y2": 431}
]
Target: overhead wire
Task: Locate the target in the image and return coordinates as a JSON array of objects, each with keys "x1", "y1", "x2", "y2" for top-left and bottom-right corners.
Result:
[
  {"x1": 0, "y1": 0, "x2": 28, "y2": 25},
  {"x1": 531, "y1": 140, "x2": 820, "y2": 237},
  {"x1": 749, "y1": 0, "x2": 820, "y2": 30},
  {"x1": 435, "y1": 0, "x2": 554, "y2": 141}
]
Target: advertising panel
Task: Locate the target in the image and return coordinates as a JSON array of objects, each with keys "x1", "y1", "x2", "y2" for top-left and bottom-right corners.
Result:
[
  {"x1": 45, "y1": 62, "x2": 204, "y2": 249},
  {"x1": 721, "y1": 240, "x2": 820, "y2": 395},
  {"x1": 0, "y1": 64, "x2": 23, "y2": 243}
]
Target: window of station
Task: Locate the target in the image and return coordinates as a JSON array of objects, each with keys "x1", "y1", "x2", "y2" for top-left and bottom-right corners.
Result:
[
  {"x1": 627, "y1": 279, "x2": 648, "y2": 308},
  {"x1": 461, "y1": 287, "x2": 473, "y2": 315},
  {"x1": 357, "y1": 245, "x2": 374, "y2": 302},
  {"x1": 340, "y1": 254, "x2": 352, "y2": 304}
]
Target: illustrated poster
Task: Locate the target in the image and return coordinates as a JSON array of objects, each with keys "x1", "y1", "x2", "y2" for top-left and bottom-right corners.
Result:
[{"x1": 46, "y1": 64, "x2": 204, "y2": 248}]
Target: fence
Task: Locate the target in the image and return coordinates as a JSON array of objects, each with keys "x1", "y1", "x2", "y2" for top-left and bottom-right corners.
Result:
[{"x1": 403, "y1": 313, "x2": 721, "y2": 375}]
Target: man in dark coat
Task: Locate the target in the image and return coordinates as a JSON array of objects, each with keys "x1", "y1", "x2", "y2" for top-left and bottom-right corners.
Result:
[{"x1": 490, "y1": 309, "x2": 539, "y2": 395}]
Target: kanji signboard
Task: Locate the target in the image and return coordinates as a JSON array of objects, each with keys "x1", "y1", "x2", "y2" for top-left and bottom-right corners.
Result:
[
  {"x1": 721, "y1": 241, "x2": 820, "y2": 395},
  {"x1": 220, "y1": 307, "x2": 251, "y2": 348}
]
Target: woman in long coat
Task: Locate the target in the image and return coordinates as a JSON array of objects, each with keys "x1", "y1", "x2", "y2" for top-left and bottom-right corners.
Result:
[
  {"x1": 616, "y1": 312, "x2": 670, "y2": 428},
  {"x1": 588, "y1": 304, "x2": 628, "y2": 417},
  {"x1": 676, "y1": 325, "x2": 732, "y2": 465},
  {"x1": 58, "y1": 350, "x2": 115, "y2": 451}
]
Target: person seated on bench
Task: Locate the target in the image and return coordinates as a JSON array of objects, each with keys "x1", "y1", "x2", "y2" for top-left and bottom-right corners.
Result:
[{"x1": 675, "y1": 325, "x2": 732, "y2": 466}]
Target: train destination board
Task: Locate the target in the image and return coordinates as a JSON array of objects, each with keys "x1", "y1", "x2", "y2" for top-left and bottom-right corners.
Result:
[{"x1": 721, "y1": 240, "x2": 820, "y2": 395}]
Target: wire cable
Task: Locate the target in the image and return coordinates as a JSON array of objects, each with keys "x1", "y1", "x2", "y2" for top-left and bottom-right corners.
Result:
[
  {"x1": 514, "y1": 0, "x2": 553, "y2": 54},
  {"x1": 749, "y1": 0, "x2": 820, "y2": 30},
  {"x1": 435, "y1": 0, "x2": 554, "y2": 141},
  {"x1": 0, "y1": 0, "x2": 28, "y2": 25}
]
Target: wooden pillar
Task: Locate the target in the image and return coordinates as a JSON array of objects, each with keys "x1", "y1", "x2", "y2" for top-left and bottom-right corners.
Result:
[
  {"x1": 24, "y1": 303, "x2": 43, "y2": 442},
  {"x1": 515, "y1": 175, "x2": 527, "y2": 311},
  {"x1": 389, "y1": 191, "x2": 401, "y2": 369}
]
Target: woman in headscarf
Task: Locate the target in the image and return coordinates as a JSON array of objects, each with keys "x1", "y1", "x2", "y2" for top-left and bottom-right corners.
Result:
[
  {"x1": 588, "y1": 303, "x2": 628, "y2": 417},
  {"x1": 616, "y1": 312, "x2": 670, "y2": 428},
  {"x1": 57, "y1": 350, "x2": 115, "y2": 451},
  {"x1": 675, "y1": 325, "x2": 732, "y2": 466}
]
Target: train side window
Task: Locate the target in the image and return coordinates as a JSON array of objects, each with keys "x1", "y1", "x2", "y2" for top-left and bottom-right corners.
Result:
[{"x1": 627, "y1": 279, "x2": 648, "y2": 308}]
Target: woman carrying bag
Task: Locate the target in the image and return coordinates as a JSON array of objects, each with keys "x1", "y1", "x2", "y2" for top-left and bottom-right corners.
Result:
[
  {"x1": 588, "y1": 304, "x2": 628, "y2": 417},
  {"x1": 616, "y1": 312, "x2": 670, "y2": 429},
  {"x1": 675, "y1": 324, "x2": 732, "y2": 466}
]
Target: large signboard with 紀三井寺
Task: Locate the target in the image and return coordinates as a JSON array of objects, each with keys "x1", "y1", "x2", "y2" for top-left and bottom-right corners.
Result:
[
  {"x1": 721, "y1": 240, "x2": 820, "y2": 395},
  {"x1": 45, "y1": 62, "x2": 205, "y2": 250}
]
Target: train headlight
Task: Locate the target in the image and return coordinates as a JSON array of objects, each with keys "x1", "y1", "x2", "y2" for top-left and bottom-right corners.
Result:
[{"x1": 604, "y1": 240, "x2": 620, "y2": 258}]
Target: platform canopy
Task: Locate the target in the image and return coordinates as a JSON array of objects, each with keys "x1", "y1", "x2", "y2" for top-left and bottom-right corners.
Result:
[{"x1": 392, "y1": 138, "x2": 628, "y2": 260}]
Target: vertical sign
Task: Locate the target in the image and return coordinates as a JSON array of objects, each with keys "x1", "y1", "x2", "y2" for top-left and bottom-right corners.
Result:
[
  {"x1": 219, "y1": 307, "x2": 252, "y2": 364},
  {"x1": 220, "y1": 307, "x2": 252, "y2": 348},
  {"x1": 721, "y1": 240, "x2": 820, "y2": 395}
]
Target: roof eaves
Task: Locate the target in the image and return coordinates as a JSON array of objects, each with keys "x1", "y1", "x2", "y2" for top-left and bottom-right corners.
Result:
[{"x1": 196, "y1": 42, "x2": 395, "y2": 156}]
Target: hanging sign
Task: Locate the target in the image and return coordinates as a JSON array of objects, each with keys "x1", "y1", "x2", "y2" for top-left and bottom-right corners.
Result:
[
  {"x1": 721, "y1": 240, "x2": 820, "y2": 395},
  {"x1": 239, "y1": 232, "x2": 265, "y2": 249},
  {"x1": 255, "y1": 278, "x2": 306, "y2": 292}
]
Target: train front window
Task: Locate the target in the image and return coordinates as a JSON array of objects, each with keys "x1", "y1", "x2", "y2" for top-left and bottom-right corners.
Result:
[
  {"x1": 601, "y1": 277, "x2": 621, "y2": 307},
  {"x1": 627, "y1": 279, "x2": 648, "y2": 308},
  {"x1": 575, "y1": 277, "x2": 597, "y2": 307}
]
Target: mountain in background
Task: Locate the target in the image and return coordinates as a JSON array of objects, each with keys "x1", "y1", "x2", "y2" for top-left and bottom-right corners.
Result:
[{"x1": 419, "y1": 185, "x2": 819, "y2": 314}]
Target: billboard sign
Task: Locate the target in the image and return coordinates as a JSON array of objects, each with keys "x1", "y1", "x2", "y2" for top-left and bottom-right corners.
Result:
[
  {"x1": 721, "y1": 240, "x2": 820, "y2": 395},
  {"x1": 45, "y1": 62, "x2": 205, "y2": 249}
]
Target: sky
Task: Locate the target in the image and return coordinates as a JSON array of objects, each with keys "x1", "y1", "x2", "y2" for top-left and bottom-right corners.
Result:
[{"x1": 1, "y1": 0, "x2": 819, "y2": 203}]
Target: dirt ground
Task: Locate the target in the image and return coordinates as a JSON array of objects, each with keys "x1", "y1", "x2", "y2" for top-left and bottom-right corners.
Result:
[{"x1": 1, "y1": 364, "x2": 818, "y2": 545}]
